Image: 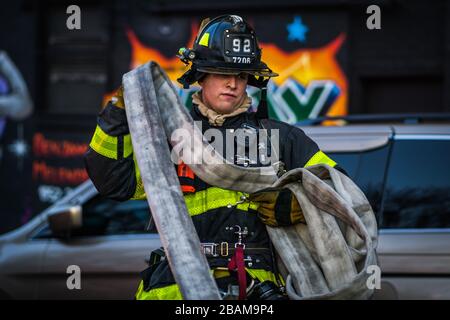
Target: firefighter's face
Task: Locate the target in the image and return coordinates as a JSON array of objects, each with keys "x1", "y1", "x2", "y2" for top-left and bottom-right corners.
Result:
[{"x1": 200, "y1": 73, "x2": 248, "y2": 114}]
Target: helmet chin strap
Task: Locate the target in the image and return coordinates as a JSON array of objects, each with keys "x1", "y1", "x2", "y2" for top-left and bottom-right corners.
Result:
[{"x1": 253, "y1": 78, "x2": 270, "y2": 119}]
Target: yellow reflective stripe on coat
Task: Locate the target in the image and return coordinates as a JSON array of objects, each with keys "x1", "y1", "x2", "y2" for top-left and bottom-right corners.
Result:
[
  {"x1": 89, "y1": 125, "x2": 118, "y2": 160},
  {"x1": 131, "y1": 153, "x2": 147, "y2": 200},
  {"x1": 135, "y1": 281, "x2": 182, "y2": 300},
  {"x1": 184, "y1": 187, "x2": 260, "y2": 216},
  {"x1": 304, "y1": 150, "x2": 337, "y2": 168},
  {"x1": 246, "y1": 268, "x2": 285, "y2": 286},
  {"x1": 123, "y1": 134, "x2": 133, "y2": 158},
  {"x1": 134, "y1": 268, "x2": 283, "y2": 300}
]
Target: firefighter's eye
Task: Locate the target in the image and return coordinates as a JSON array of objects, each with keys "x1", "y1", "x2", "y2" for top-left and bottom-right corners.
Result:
[{"x1": 238, "y1": 73, "x2": 248, "y2": 80}]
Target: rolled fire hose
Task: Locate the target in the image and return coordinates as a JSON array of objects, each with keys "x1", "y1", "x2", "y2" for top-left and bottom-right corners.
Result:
[{"x1": 122, "y1": 61, "x2": 378, "y2": 300}]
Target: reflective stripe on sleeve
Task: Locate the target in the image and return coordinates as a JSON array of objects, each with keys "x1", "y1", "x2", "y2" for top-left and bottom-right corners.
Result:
[
  {"x1": 304, "y1": 150, "x2": 337, "y2": 168},
  {"x1": 89, "y1": 125, "x2": 118, "y2": 160}
]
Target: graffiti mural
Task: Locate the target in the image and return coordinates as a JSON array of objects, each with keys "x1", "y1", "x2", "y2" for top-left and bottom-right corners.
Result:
[
  {"x1": 263, "y1": 34, "x2": 347, "y2": 122},
  {"x1": 31, "y1": 131, "x2": 89, "y2": 213},
  {"x1": 105, "y1": 14, "x2": 348, "y2": 124}
]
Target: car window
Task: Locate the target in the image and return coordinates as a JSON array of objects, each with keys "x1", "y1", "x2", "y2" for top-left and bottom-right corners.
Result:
[
  {"x1": 381, "y1": 139, "x2": 450, "y2": 229},
  {"x1": 33, "y1": 197, "x2": 156, "y2": 239},
  {"x1": 71, "y1": 196, "x2": 156, "y2": 236},
  {"x1": 329, "y1": 145, "x2": 389, "y2": 220}
]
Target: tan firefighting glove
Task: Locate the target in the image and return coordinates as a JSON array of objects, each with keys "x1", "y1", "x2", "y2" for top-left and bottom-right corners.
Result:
[
  {"x1": 249, "y1": 188, "x2": 306, "y2": 227},
  {"x1": 111, "y1": 85, "x2": 125, "y2": 109}
]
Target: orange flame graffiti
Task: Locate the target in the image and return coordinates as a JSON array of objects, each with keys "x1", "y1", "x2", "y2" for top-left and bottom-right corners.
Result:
[
  {"x1": 103, "y1": 23, "x2": 198, "y2": 105},
  {"x1": 261, "y1": 34, "x2": 347, "y2": 117}
]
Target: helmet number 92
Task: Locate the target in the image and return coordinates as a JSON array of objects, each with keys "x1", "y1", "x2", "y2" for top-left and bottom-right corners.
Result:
[{"x1": 232, "y1": 38, "x2": 251, "y2": 53}]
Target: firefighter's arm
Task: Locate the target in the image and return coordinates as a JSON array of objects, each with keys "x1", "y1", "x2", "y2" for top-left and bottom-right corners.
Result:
[{"x1": 84, "y1": 86, "x2": 146, "y2": 201}]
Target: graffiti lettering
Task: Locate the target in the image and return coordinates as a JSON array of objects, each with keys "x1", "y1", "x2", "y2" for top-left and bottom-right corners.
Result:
[
  {"x1": 33, "y1": 161, "x2": 88, "y2": 185},
  {"x1": 33, "y1": 133, "x2": 88, "y2": 158},
  {"x1": 37, "y1": 184, "x2": 74, "y2": 203}
]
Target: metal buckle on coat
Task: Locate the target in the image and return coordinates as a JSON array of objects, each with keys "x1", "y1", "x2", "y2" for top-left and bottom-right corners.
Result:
[
  {"x1": 201, "y1": 243, "x2": 219, "y2": 257},
  {"x1": 201, "y1": 242, "x2": 230, "y2": 257},
  {"x1": 220, "y1": 242, "x2": 229, "y2": 256}
]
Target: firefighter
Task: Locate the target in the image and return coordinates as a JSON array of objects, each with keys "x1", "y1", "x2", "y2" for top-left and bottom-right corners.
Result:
[{"x1": 84, "y1": 15, "x2": 345, "y2": 300}]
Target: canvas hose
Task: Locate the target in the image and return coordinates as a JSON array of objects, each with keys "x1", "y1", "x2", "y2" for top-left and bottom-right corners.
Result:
[{"x1": 122, "y1": 61, "x2": 378, "y2": 300}]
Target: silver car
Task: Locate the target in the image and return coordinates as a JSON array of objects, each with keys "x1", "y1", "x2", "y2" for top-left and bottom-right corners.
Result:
[
  {"x1": 0, "y1": 181, "x2": 160, "y2": 300},
  {"x1": 1, "y1": 123, "x2": 449, "y2": 299}
]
